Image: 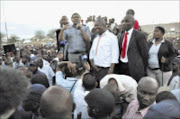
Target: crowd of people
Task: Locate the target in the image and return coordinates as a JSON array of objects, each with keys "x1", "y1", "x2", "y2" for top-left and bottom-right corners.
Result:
[{"x1": 0, "y1": 9, "x2": 180, "y2": 119}]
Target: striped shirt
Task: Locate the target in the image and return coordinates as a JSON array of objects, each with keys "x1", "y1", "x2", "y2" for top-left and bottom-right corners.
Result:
[{"x1": 122, "y1": 99, "x2": 153, "y2": 119}]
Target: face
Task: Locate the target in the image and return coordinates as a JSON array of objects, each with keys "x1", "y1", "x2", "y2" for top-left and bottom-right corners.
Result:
[
  {"x1": 60, "y1": 16, "x2": 68, "y2": 25},
  {"x1": 137, "y1": 84, "x2": 157, "y2": 109},
  {"x1": 94, "y1": 21, "x2": 106, "y2": 35},
  {"x1": 29, "y1": 65, "x2": 38, "y2": 74},
  {"x1": 121, "y1": 16, "x2": 134, "y2": 31},
  {"x1": 22, "y1": 57, "x2": 27, "y2": 64},
  {"x1": 153, "y1": 28, "x2": 164, "y2": 39},
  {"x1": 126, "y1": 10, "x2": 134, "y2": 16},
  {"x1": 37, "y1": 59, "x2": 43, "y2": 68},
  {"x1": 72, "y1": 14, "x2": 81, "y2": 25}
]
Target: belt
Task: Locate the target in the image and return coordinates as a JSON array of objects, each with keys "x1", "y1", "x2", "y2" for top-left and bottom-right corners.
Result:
[
  {"x1": 148, "y1": 67, "x2": 160, "y2": 70},
  {"x1": 96, "y1": 66, "x2": 109, "y2": 69},
  {"x1": 69, "y1": 51, "x2": 82, "y2": 54}
]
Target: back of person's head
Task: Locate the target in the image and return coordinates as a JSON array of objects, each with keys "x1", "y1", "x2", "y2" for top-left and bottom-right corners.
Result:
[
  {"x1": 103, "y1": 83, "x2": 119, "y2": 102},
  {"x1": 156, "y1": 91, "x2": 177, "y2": 103},
  {"x1": 22, "y1": 84, "x2": 46, "y2": 112},
  {"x1": 143, "y1": 100, "x2": 180, "y2": 119},
  {"x1": 83, "y1": 73, "x2": 96, "y2": 91},
  {"x1": 27, "y1": 84, "x2": 46, "y2": 103},
  {"x1": 40, "y1": 86, "x2": 73, "y2": 119},
  {"x1": 85, "y1": 89, "x2": 115, "y2": 118},
  {"x1": 58, "y1": 63, "x2": 75, "y2": 77},
  {"x1": 0, "y1": 67, "x2": 30, "y2": 119},
  {"x1": 31, "y1": 74, "x2": 49, "y2": 88}
]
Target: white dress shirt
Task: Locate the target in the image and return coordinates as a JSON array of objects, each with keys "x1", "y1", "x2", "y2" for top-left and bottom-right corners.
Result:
[
  {"x1": 120, "y1": 28, "x2": 133, "y2": 63},
  {"x1": 38, "y1": 65, "x2": 55, "y2": 86},
  {"x1": 148, "y1": 39, "x2": 165, "y2": 68},
  {"x1": 100, "y1": 74, "x2": 138, "y2": 102},
  {"x1": 73, "y1": 80, "x2": 91, "y2": 119},
  {"x1": 89, "y1": 30, "x2": 119, "y2": 67}
]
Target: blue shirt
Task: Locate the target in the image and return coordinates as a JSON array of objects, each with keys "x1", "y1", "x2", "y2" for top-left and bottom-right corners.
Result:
[
  {"x1": 63, "y1": 25, "x2": 91, "y2": 53},
  {"x1": 56, "y1": 71, "x2": 78, "y2": 98}
]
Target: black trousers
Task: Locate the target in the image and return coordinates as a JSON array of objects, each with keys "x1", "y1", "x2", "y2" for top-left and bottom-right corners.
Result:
[
  {"x1": 93, "y1": 67, "x2": 109, "y2": 88},
  {"x1": 114, "y1": 60, "x2": 130, "y2": 76}
]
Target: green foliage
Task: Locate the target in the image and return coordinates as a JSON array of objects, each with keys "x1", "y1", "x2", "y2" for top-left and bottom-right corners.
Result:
[
  {"x1": 7, "y1": 35, "x2": 19, "y2": 44},
  {"x1": 47, "y1": 29, "x2": 56, "y2": 39},
  {"x1": 34, "y1": 30, "x2": 45, "y2": 40}
]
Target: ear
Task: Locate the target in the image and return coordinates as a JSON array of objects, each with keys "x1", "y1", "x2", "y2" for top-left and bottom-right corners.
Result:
[
  {"x1": 72, "y1": 103, "x2": 76, "y2": 112},
  {"x1": 33, "y1": 101, "x2": 39, "y2": 109}
]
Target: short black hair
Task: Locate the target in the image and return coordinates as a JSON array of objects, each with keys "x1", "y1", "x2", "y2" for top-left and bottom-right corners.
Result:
[
  {"x1": 156, "y1": 91, "x2": 177, "y2": 103},
  {"x1": 71, "y1": 13, "x2": 80, "y2": 19},
  {"x1": 0, "y1": 67, "x2": 30, "y2": 115},
  {"x1": 127, "y1": 9, "x2": 135, "y2": 15},
  {"x1": 31, "y1": 74, "x2": 49, "y2": 88},
  {"x1": 83, "y1": 73, "x2": 96, "y2": 90},
  {"x1": 85, "y1": 89, "x2": 115, "y2": 118},
  {"x1": 155, "y1": 26, "x2": 165, "y2": 35}
]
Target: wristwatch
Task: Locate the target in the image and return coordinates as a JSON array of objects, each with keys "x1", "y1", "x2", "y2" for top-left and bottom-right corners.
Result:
[{"x1": 109, "y1": 68, "x2": 113, "y2": 73}]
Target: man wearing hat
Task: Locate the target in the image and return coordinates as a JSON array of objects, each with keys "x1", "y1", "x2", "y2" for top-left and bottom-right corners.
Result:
[{"x1": 22, "y1": 84, "x2": 46, "y2": 119}]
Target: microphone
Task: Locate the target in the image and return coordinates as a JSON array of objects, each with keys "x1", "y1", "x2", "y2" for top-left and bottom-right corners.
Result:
[{"x1": 75, "y1": 21, "x2": 80, "y2": 29}]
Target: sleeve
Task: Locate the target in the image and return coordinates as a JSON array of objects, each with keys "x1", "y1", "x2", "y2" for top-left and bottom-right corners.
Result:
[
  {"x1": 63, "y1": 30, "x2": 68, "y2": 41},
  {"x1": 49, "y1": 66, "x2": 55, "y2": 78},
  {"x1": 164, "y1": 41, "x2": 176, "y2": 65},
  {"x1": 89, "y1": 41, "x2": 95, "y2": 60},
  {"x1": 136, "y1": 32, "x2": 149, "y2": 69},
  {"x1": 111, "y1": 36, "x2": 119, "y2": 63},
  {"x1": 55, "y1": 71, "x2": 64, "y2": 86},
  {"x1": 85, "y1": 26, "x2": 91, "y2": 40}
]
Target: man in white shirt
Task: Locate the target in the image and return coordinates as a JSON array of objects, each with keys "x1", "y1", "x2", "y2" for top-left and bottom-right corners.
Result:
[
  {"x1": 36, "y1": 58, "x2": 55, "y2": 86},
  {"x1": 89, "y1": 17, "x2": 119, "y2": 86},
  {"x1": 74, "y1": 73, "x2": 96, "y2": 119},
  {"x1": 100, "y1": 74, "x2": 138, "y2": 103}
]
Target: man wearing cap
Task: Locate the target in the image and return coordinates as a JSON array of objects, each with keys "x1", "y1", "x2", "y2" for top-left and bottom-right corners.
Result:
[
  {"x1": 22, "y1": 84, "x2": 46, "y2": 119},
  {"x1": 29, "y1": 61, "x2": 44, "y2": 78},
  {"x1": 22, "y1": 54, "x2": 30, "y2": 67}
]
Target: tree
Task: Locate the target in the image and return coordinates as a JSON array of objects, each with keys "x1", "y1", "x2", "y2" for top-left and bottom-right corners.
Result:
[
  {"x1": 34, "y1": 30, "x2": 45, "y2": 40},
  {"x1": 7, "y1": 35, "x2": 19, "y2": 44},
  {"x1": 47, "y1": 29, "x2": 56, "y2": 39}
]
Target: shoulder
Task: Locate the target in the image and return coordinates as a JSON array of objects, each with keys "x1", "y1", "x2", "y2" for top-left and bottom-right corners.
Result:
[
  {"x1": 106, "y1": 30, "x2": 117, "y2": 38},
  {"x1": 164, "y1": 39, "x2": 173, "y2": 45}
]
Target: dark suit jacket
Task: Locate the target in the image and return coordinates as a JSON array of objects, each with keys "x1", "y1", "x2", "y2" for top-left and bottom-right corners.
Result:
[
  {"x1": 117, "y1": 29, "x2": 149, "y2": 81},
  {"x1": 148, "y1": 40, "x2": 176, "y2": 72}
]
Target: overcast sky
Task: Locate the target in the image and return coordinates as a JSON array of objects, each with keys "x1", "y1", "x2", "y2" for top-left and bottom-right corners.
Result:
[{"x1": 0, "y1": 1, "x2": 179, "y2": 39}]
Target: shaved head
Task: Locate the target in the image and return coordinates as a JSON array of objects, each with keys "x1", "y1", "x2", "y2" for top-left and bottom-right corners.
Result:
[
  {"x1": 95, "y1": 17, "x2": 106, "y2": 27},
  {"x1": 40, "y1": 86, "x2": 73, "y2": 119},
  {"x1": 137, "y1": 77, "x2": 158, "y2": 109},
  {"x1": 138, "y1": 77, "x2": 158, "y2": 90},
  {"x1": 103, "y1": 83, "x2": 120, "y2": 102}
]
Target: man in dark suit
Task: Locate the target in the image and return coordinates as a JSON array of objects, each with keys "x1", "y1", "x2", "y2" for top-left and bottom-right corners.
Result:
[{"x1": 114, "y1": 15, "x2": 148, "y2": 82}]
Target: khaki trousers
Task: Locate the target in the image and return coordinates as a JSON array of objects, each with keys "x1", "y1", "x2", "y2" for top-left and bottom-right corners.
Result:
[{"x1": 147, "y1": 68, "x2": 172, "y2": 86}]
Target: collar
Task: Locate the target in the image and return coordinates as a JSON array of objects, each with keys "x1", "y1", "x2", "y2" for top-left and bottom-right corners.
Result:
[
  {"x1": 137, "y1": 101, "x2": 156, "y2": 117},
  {"x1": 125, "y1": 27, "x2": 133, "y2": 34},
  {"x1": 152, "y1": 38, "x2": 165, "y2": 44},
  {"x1": 98, "y1": 30, "x2": 109, "y2": 37}
]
